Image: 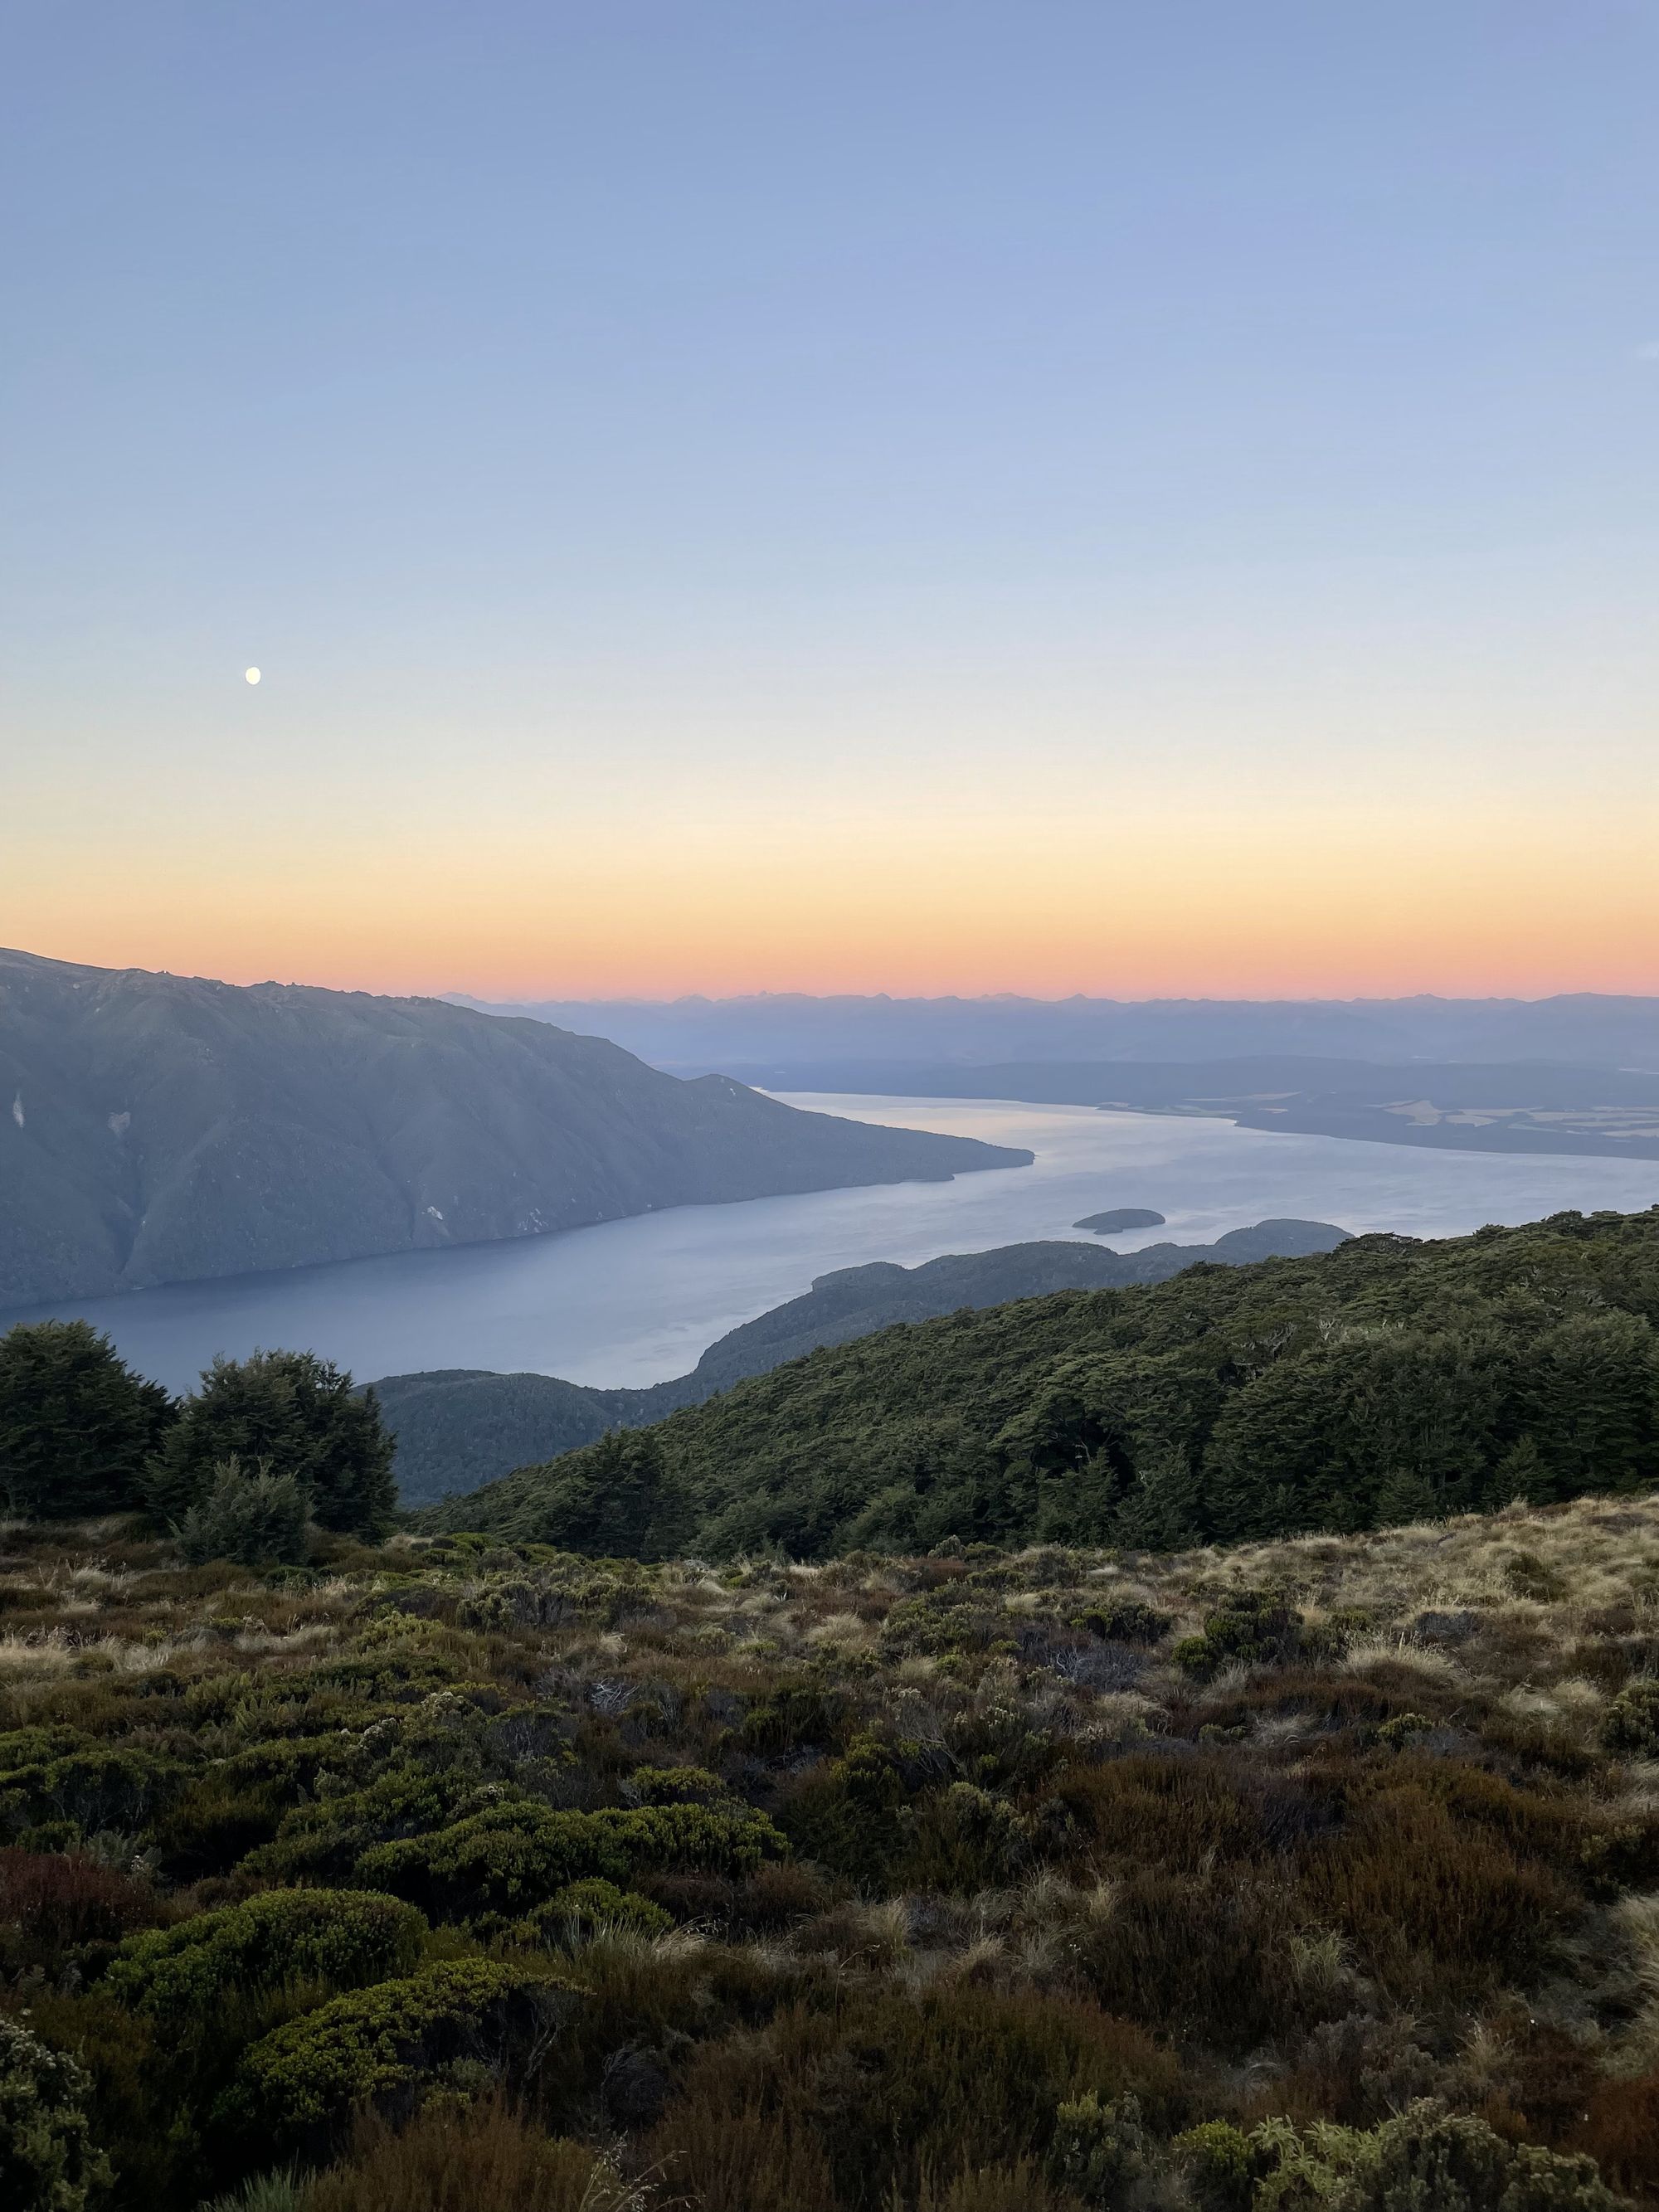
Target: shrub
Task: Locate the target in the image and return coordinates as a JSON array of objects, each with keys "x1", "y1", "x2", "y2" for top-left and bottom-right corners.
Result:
[
  {"x1": 1244, "y1": 2099, "x2": 1627, "y2": 2210},
  {"x1": 1175, "y1": 1592, "x2": 1323, "y2": 1682},
  {"x1": 107, "y1": 1888, "x2": 427, "y2": 2017},
  {"x1": 645, "y1": 1986, "x2": 1180, "y2": 2211},
  {"x1": 215, "y1": 1960, "x2": 579, "y2": 2151},
  {"x1": 1601, "y1": 1677, "x2": 1659, "y2": 1758},
  {"x1": 202, "y1": 2171, "x2": 305, "y2": 2212},
  {"x1": 1176, "y1": 2119, "x2": 1257, "y2": 2210},
  {"x1": 0, "y1": 1319, "x2": 173, "y2": 1520},
  {"x1": 1570, "y1": 2067, "x2": 1659, "y2": 2205},
  {"x1": 1301, "y1": 1788, "x2": 1574, "y2": 1992},
  {"x1": 915, "y1": 2159, "x2": 1085, "y2": 2212},
  {"x1": 1071, "y1": 1601, "x2": 1172, "y2": 1646},
  {"x1": 242, "y1": 1766, "x2": 489, "y2": 1888},
  {"x1": 494, "y1": 1429, "x2": 689, "y2": 1561},
  {"x1": 900, "y1": 1782, "x2": 1032, "y2": 1892},
  {"x1": 142, "y1": 1769, "x2": 294, "y2": 1880},
  {"x1": 0, "y1": 1847, "x2": 166, "y2": 1963},
  {"x1": 356, "y1": 1800, "x2": 786, "y2": 1922},
  {"x1": 12, "y1": 1987, "x2": 184, "y2": 2210},
  {"x1": 533, "y1": 1879, "x2": 673, "y2": 1943},
  {"x1": 778, "y1": 1733, "x2": 907, "y2": 1885},
  {"x1": 1046, "y1": 2091, "x2": 1155, "y2": 2200},
  {"x1": 178, "y1": 1460, "x2": 310, "y2": 1568},
  {"x1": 629, "y1": 1763, "x2": 727, "y2": 1805},
  {"x1": 295, "y1": 2098, "x2": 630, "y2": 2212},
  {"x1": 0, "y1": 2015, "x2": 111, "y2": 2212},
  {"x1": 0, "y1": 1741, "x2": 189, "y2": 1845},
  {"x1": 1075, "y1": 1867, "x2": 1308, "y2": 2051}
]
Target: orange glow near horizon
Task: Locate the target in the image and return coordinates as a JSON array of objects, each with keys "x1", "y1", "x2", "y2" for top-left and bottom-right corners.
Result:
[{"x1": 9, "y1": 795, "x2": 1659, "y2": 1004}]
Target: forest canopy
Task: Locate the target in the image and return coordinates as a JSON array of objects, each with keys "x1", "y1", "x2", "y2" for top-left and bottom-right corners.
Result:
[{"x1": 429, "y1": 1208, "x2": 1659, "y2": 1558}]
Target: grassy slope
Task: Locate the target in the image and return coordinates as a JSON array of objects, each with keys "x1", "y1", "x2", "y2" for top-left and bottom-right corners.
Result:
[{"x1": 2, "y1": 1498, "x2": 1657, "y2": 2206}]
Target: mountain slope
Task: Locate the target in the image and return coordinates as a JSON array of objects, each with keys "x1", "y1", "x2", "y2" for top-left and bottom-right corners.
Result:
[
  {"x1": 0, "y1": 949, "x2": 1029, "y2": 1306},
  {"x1": 374, "y1": 1218, "x2": 1350, "y2": 1503},
  {"x1": 428, "y1": 1205, "x2": 1659, "y2": 1557}
]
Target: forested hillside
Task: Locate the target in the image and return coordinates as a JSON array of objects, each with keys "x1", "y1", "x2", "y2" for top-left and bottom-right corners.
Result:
[
  {"x1": 375, "y1": 1220, "x2": 1350, "y2": 1505},
  {"x1": 0, "y1": 949, "x2": 1026, "y2": 1307},
  {"x1": 432, "y1": 1208, "x2": 1659, "y2": 1558}
]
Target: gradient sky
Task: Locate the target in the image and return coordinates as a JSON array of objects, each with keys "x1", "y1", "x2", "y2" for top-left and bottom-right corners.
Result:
[{"x1": 4, "y1": 2, "x2": 1657, "y2": 1000}]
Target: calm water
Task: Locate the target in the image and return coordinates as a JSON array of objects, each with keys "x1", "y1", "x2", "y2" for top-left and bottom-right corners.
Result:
[{"x1": 7, "y1": 1095, "x2": 1659, "y2": 1394}]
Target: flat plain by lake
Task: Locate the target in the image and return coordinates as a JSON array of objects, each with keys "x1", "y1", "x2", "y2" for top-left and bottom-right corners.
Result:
[{"x1": 6, "y1": 1095, "x2": 1657, "y2": 1395}]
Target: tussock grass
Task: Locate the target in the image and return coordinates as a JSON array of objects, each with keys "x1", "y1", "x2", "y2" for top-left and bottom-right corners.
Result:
[{"x1": 4, "y1": 1495, "x2": 1659, "y2": 2208}]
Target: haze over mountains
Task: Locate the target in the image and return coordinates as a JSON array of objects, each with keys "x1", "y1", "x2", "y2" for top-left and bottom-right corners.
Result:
[
  {"x1": 455, "y1": 994, "x2": 1659, "y2": 1167},
  {"x1": 454, "y1": 989, "x2": 1659, "y2": 1075},
  {"x1": 0, "y1": 950, "x2": 1027, "y2": 1309},
  {"x1": 751, "y1": 1057, "x2": 1659, "y2": 1164}
]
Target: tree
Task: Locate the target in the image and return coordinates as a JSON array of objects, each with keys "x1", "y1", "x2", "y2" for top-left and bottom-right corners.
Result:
[
  {"x1": 145, "y1": 1350, "x2": 397, "y2": 1539},
  {"x1": 1525, "y1": 1311, "x2": 1659, "y2": 1496},
  {"x1": 0, "y1": 1320, "x2": 174, "y2": 1520},
  {"x1": 518, "y1": 1428, "x2": 688, "y2": 1558},
  {"x1": 1112, "y1": 1440, "x2": 1204, "y2": 1551}
]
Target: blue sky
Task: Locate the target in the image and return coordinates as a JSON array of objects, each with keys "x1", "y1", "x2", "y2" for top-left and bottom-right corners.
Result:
[{"x1": 4, "y1": 3, "x2": 1657, "y2": 996}]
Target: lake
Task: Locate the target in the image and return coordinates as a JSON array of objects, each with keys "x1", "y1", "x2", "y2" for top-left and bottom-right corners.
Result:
[{"x1": 7, "y1": 1094, "x2": 1659, "y2": 1394}]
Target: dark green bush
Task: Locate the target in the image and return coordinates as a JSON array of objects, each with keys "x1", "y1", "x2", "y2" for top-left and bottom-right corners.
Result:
[
  {"x1": 243, "y1": 1765, "x2": 490, "y2": 1886},
  {"x1": 0, "y1": 2015, "x2": 111, "y2": 2212},
  {"x1": 107, "y1": 1888, "x2": 426, "y2": 2017},
  {"x1": 1174, "y1": 1592, "x2": 1326, "y2": 1681},
  {"x1": 899, "y1": 1782, "x2": 1032, "y2": 1892},
  {"x1": 533, "y1": 1878, "x2": 673, "y2": 1942},
  {"x1": 1601, "y1": 1676, "x2": 1659, "y2": 1757},
  {"x1": 1243, "y1": 2099, "x2": 1627, "y2": 2210},
  {"x1": 1045, "y1": 2091, "x2": 1155, "y2": 2201},
  {"x1": 0, "y1": 1740, "x2": 190, "y2": 1844},
  {"x1": 779, "y1": 1732, "x2": 908, "y2": 1885},
  {"x1": 1175, "y1": 2119, "x2": 1257, "y2": 2210},
  {"x1": 1071, "y1": 1600, "x2": 1172, "y2": 1645},
  {"x1": 629, "y1": 1763, "x2": 726, "y2": 1805},
  {"x1": 356, "y1": 1799, "x2": 787, "y2": 1920},
  {"x1": 178, "y1": 1458, "x2": 310, "y2": 1568},
  {"x1": 215, "y1": 1959, "x2": 579, "y2": 2150}
]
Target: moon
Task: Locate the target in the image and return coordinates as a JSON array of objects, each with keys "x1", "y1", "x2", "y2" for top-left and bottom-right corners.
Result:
[{"x1": 245, "y1": 666, "x2": 261, "y2": 685}]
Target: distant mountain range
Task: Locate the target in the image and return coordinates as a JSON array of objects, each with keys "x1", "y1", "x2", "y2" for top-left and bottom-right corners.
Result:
[
  {"x1": 0, "y1": 950, "x2": 1028, "y2": 1309},
  {"x1": 450, "y1": 989, "x2": 1659, "y2": 1074},
  {"x1": 697, "y1": 1055, "x2": 1659, "y2": 1164},
  {"x1": 373, "y1": 1217, "x2": 1350, "y2": 1504}
]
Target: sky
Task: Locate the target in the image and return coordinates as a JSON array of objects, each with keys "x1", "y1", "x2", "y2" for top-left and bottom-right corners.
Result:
[{"x1": 3, "y1": 2, "x2": 1657, "y2": 1002}]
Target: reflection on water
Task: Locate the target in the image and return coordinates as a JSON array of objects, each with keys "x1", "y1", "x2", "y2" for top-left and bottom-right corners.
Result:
[{"x1": 5, "y1": 1095, "x2": 1657, "y2": 1395}]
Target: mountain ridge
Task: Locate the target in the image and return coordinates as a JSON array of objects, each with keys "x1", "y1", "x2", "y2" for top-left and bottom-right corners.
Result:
[{"x1": 0, "y1": 948, "x2": 1028, "y2": 1308}]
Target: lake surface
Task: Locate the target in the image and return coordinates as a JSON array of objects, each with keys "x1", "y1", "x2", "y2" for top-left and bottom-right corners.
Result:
[{"x1": 7, "y1": 1094, "x2": 1659, "y2": 1394}]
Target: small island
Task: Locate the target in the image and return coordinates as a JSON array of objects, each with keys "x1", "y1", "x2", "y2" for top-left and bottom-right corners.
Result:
[{"x1": 1074, "y1": 1207, "x2": 1166, "y2": 1235}]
